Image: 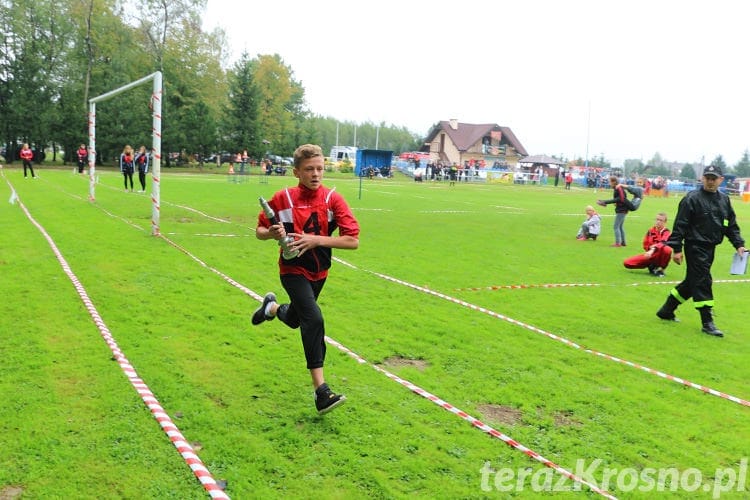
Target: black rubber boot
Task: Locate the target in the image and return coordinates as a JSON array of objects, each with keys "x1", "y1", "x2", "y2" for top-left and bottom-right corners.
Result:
[
  {"x1": 656, "y1": 295, "x2": 680, "y2": 321},
  {"x1": 699, "y1": 307, "x2": 723, "y2": 337}
]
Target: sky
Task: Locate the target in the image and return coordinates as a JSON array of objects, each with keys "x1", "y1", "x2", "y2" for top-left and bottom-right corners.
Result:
[{"x1": 201, "y1": 0, "x2": 750, "y2": 167}]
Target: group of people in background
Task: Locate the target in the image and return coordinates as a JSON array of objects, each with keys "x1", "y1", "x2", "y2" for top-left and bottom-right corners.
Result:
[
  {"x1": 422, "y1": 161, "x2": 479, "y2": 183},
  {"x1": 15, "y1": 143, "x2": 147, "y2": 186},
  {"x1": 120, "y1": 144, "x2": 151, "y2": 192},
  {"x1": 577, "y1": 166, "x2": 746, "y2": 337}
]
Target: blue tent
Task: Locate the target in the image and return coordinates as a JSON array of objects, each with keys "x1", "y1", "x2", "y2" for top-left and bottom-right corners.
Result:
[{"x1": 355, "y1": 149, "x2": 393, "y2": 177}]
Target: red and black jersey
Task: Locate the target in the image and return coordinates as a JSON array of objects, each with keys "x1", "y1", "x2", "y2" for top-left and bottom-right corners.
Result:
[
  {"x1": 258, "y1": 184, "x2": 359, "y2": 281},
  {"x1": 20, "y1": 148, "x2": 33, "y2": 161},
  {"x1": 120, "y1": 153, "x2": 134, "y2": 173},
  {"x1": 77, "y1": 147, "x2": 87, "y2": 162}
]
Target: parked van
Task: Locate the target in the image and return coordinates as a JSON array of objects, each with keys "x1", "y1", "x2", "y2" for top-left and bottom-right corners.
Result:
[{"x1": 330, "y1": 146, "x2": 357, "y2": 166}]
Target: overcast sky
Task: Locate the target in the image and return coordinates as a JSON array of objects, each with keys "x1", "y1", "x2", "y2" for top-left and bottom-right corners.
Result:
[{"x1": 202, "y1": 0, "x2": 750, "y2": 167}]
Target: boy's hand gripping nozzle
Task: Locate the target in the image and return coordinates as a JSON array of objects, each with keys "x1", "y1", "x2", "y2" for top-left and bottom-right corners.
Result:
[{"x1": 259, "y1": 196, "x2": 299, "y2": 259}]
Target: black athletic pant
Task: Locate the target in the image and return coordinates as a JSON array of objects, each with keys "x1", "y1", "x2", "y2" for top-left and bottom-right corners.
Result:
[
  {"x1": 138, "y1": 170, "x2": 147, "y2": 190},
  {"x1": 123, "y1": 171, "x2": 134, "y2": 189},
  {"x1": 673, "y1": 242, "x2": 715, "y2": 308},
  {"x1": 278, "y1": 274, "x2": 326, "y2": 369},
  {"x1": 23, "y1": 160, "x2": 35, "y2": 178}
]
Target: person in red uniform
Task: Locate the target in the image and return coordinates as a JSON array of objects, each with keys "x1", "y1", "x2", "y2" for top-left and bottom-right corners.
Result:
[
  {"x1": 20, "y1": 143, "x2": 36, "y2": 178},
  {"x1": 119, "y1": 145, "x2": 135, "y2": 191},
  {"x1": 252, "y1": 143, "x2": 360, "y2": 414},
  {"x1": 623, "y1": 212, "x2": 672, "y2": 277},
  {"x1": 76, "y1": 144, "x2": 88, "y2": 174}
]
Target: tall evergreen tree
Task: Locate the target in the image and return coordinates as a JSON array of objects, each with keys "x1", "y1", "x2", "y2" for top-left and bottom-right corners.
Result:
[
  {"x1": 223, "y1": 52, "x2": 260, "y2": 159},
  {"x1": 734, "y1": 149, "x2": 750, "y2": 177}
]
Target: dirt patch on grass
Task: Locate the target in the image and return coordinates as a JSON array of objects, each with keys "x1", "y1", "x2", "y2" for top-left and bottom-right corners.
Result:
[
  {"x1": 1, "y1": 486, "x2": 24, "y2": 499},
  {"x1": 381, "y1": 356, "x2": 429, "y2": 371},
  {"x1": 477, "y1": 404, "x2": 522, "y2": 426},
  {"x1": 553, "y1": 410, "x2": 582, "y2": 428}
]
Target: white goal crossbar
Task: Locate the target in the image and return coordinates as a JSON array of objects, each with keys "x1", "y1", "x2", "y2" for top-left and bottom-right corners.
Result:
[{"x1": 88, "y1": 71, "x2": 163, "y2": 235}]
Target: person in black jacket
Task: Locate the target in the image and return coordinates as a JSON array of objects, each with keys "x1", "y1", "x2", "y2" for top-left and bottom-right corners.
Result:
[
  {"x1": 119, "y1": 145, "x2": 135, "y2": 192},
  {"x1": 656, "y1": 164, "x2": 746, "y2": 336},
  {"x1": 134, "y1": 145, "x2": 150, "y2": 192}
]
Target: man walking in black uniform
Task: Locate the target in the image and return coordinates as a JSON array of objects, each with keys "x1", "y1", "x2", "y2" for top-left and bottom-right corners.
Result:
[{"x1": 656, "y1": 164, "x2": 746, "y2": 337}]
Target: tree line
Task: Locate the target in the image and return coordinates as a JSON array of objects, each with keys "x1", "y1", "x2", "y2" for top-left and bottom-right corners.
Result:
[{"x1": 0, "y1": 0, "x2": 422, "y2": 168}]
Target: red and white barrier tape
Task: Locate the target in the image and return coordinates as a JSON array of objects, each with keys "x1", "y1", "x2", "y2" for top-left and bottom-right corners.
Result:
[
  {"x1": 335, "y1": 258, "x2": 750, "y2": 409},
  {"x1": 4, "y1": 177, "x2": 229, "y2": 499},
  {"x1": 455, "y1": 278, "x2": 750, "y2": 292},
  {"x1": 159, "y1": 234, "x2": 262, "y2": 301},
  {"x1": 456, "y1": 282, "x2": 602, "y2": 291},
  {"x1": 325, "y1": 337, "x2": 616, "y2": 499}
]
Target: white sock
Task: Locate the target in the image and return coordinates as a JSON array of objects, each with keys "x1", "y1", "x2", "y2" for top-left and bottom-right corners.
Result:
[{"x1": 264, "y1": 302, "x2": 275, "y2": 317}]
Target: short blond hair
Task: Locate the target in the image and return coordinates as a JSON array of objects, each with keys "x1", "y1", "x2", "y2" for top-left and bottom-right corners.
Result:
[{"x1": 293, "y1": 144, "x2": 323, "y2": 168}]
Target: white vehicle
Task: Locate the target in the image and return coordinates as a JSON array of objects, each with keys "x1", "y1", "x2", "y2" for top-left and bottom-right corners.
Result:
[{"x1": 329, "y1": 146, "x2": 357, "y2": 166}]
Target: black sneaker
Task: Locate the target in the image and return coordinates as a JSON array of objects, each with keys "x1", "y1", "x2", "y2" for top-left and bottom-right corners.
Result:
[
  {"x1": 251, "y1": 292, "x2": 276, "y2": 325},
  {"x1": 655, "y1": 269, "x2": 665, "y2": 278},
  {"x1": 701, "y1": 322, "x2": 724, "y2": 337},
  {"x1": 315, "y1": 383, "x2": 347, "y2": 414}
]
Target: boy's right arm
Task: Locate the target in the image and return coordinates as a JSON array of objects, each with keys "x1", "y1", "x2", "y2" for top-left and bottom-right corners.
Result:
[{"x1": 256, "y1": 218, "x2": 285, "y2": 242}]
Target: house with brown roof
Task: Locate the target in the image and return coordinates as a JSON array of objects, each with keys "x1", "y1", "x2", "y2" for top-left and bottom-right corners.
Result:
[{"x1": 422, "y1": 119, "x2": 528, "y2": 168}]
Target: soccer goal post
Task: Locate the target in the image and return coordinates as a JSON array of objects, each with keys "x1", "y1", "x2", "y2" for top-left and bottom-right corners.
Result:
[{"x1": 88, "y1": 71, "x2": 163, "y2": 236}]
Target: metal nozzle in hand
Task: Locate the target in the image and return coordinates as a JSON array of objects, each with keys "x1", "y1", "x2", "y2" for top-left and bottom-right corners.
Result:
[{"x1": 259, "y1": 197, "x2": 299, "y2": 259}]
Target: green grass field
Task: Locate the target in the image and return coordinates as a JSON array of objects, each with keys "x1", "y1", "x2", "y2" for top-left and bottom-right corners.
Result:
[{"x1": 1, "y1": 165, "x2": 748, "y2": 499}]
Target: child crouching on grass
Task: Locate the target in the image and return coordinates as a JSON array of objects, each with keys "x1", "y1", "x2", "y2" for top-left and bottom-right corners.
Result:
[{"x1": 576, "y1": 205, "x2": 601, "y2": 241}]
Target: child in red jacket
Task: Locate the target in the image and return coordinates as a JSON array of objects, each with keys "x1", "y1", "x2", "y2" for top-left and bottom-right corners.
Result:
[{"x1": 623, "y1": 212, "x2": 673, "y2": 276}]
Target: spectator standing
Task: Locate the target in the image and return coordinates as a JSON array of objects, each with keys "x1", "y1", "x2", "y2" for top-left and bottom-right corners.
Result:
[
  {"x1": 135, "y1": 145, "x2": 150, "y2": 192},
  {"x1": 120, "y1": 145, "x2": 135, "y2": 192},
  {"x1": 449, "y1": 163, "x2": 458, "y2": 186},
  {"x1": 20, "y1": 143, "x2": 36, "y2": 178},
  {"x1": 597, "y1": 176, "x2": 630, "y2": 247},
  {"x1": 76, "y1": 144, "x2": 88, "y2": 174}
]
